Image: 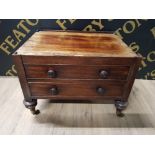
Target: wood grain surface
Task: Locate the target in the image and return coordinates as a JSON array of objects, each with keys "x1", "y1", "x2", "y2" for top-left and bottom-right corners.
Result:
[
  {"x1": 25, "y1": 65, "x2": 129, "y2": 80},
  {"x1": 15, "y1": 31, "x2": 138, "y2": 57},
  {"x1": 29, "y1": 80, "x2": 124, "y2": 97},
  {"x1": 0, "y1": 77, "x2": 155, "y2": 135}
]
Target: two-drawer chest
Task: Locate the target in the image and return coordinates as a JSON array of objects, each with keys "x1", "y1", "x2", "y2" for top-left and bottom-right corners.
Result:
[{"x1": 13, "y1": 30, "x2": 142, "y2": 117}]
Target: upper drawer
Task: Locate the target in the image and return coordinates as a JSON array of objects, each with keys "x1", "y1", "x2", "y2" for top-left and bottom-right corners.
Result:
[{"x1": 25, "y1": 65, "x2": 129, "y2": 80}]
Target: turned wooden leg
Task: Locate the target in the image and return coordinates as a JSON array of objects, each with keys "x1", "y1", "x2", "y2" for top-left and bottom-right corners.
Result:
[
  {"x1": 115, "y1": 100, "x2": 128, "y2": 117},
  {"x1": 23, "y1": 99, "x2": 40, "y2": 115}
]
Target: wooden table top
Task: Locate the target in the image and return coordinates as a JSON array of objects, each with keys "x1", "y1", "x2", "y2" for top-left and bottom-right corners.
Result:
[{"x1": 16, "y1": 31, "x2": 138, "y2": 57}]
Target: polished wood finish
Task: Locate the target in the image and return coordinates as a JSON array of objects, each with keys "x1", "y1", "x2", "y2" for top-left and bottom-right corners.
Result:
[
  {"x1": 17, "y1": 31, "x2": 137, "y2": 57},
  {"x1": 12, "y1": 55, "x2": 31, "y2": 100},
  {"x1": 13, "y1": 30, "x2": 142, "y2": 116},
  {"x1": 22, "y1": 56, "x2": 136, "y2": 65},
  {"x1": 29, "y1": 80, "x2": 124, "y2": 97},
  {"x1": 25, "y1": 65, "x2": 129, "y2": 80}
]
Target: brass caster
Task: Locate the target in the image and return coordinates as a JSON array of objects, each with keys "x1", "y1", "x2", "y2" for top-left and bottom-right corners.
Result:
[
  {"x1": 116, "y1": 109, "x2": 124, "y2": 117},
  {"x1": 30, "y1": 107, "x2": 40, "y2": 115}
]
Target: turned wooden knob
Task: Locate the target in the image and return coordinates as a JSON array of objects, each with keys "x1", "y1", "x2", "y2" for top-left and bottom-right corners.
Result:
[
  {"x1": 96, "y1": 87, "x2": 106, "y2": 95},
  {"x1": 50, "y1": 87, "x2": 58, "y2": 95},
  {"x1": 48, "y1": 69, "x2": 57, "y2": 78},
  {"x1": 99, "y1": 70, "x2": 108, "y2": 79}
]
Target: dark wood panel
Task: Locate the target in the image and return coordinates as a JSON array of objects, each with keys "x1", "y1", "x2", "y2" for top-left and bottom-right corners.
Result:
[
  {"x1": 31, "y1": 96, "x2": 123, "y2": 100},
  {"x1": 28, "y1": 79, "x2": 126, "y2": 84},
  {"x1": 29, "y1": 81, "x2": 124, "y2": 97},
  {"x1": 12, "y1": 55, "x2": 31, "y2": 100},
  {"x1": 122, "y1": 56, "x2": 142, "y2": 101},
  {"x1": 22, "y1": 56, "x2": 136, "y2": 65},
  {"x1": 25, "y1": 65, "x2": 130, "y2": 80}
]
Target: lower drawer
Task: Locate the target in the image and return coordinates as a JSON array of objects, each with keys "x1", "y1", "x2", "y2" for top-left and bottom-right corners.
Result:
[{"x1": 29, "y1": 81, "x2": 125, "y2": 98}]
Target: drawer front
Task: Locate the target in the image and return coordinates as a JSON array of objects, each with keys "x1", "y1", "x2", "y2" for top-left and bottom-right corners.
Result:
[
  {"x1": 25, "y1": 65, "x2": 129, "y2": 80},
  {"x1": 29, "y1": 81, "x2": 125, "y2": 97}
]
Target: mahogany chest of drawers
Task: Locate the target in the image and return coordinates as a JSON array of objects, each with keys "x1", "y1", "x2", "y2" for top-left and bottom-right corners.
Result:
[{"x1": 13, "y1": 30, "x2": 141, "y2": 117}]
